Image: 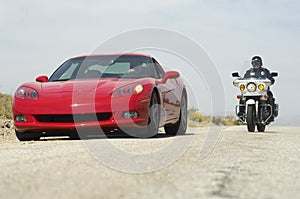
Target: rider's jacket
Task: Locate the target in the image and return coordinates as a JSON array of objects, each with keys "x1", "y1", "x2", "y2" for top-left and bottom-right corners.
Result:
[{"x1": 243, "y1": 67, "x2": 275, "y2": 85}]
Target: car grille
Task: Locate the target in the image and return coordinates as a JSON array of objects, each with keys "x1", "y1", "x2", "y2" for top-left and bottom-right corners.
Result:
[{"x1": 35, "y1": 113, "x2": 111, "y2": 123}]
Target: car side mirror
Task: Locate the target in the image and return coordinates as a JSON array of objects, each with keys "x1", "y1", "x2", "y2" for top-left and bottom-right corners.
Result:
[
  {"x1": 36, "y1": 75, "x2": 49, "y2": 82},
  {"x1": 271, "y1": 72, "x2": 278, "y2": 77},
  {"x1": 232, "y1": 72, "x2": 240, "y2": 77},
  {"x1": 162, "y1": 71, "x2": 180, "y2": 83}
]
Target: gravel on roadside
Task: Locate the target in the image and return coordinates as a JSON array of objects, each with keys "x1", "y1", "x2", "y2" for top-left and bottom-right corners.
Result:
[{"x1": 0, "y1": 119, "x2": 16, "y2": 143}]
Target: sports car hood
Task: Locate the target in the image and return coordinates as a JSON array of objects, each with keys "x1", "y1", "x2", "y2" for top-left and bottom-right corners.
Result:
[{"x1": 40, "y1": 79, "x2": 141, "y2": 94}]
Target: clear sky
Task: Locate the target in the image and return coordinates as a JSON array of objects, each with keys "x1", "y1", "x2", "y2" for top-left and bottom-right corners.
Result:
[{"x1": 1, "y1": 0, "x2": 299, "y2": 125}]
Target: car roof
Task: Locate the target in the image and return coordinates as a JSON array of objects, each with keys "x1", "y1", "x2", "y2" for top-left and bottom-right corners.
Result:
[{"x1": 71, "y1": 53, "x2": 152, "y2": 59}]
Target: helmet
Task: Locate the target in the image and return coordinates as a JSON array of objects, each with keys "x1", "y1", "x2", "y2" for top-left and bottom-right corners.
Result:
[{"x1": 251, "y1": 56, "x2": 263, "y2": 66}]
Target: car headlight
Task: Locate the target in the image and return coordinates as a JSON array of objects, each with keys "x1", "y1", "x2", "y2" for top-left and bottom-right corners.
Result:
[
  {"x1": 258, "y1": 84, "x2": 265, "y2": 91},
  {"x1": 239, "y1": 84, "x2": 245, "y2": 91},
  {"x1": 247, "y1": 82, "x2": 257, "y2": 92},
  {"x1": 111, "y1": 84, "x2": 143, "y2": 97},
  {"x1": 15, "y1": 87, "x2": 39, "y2": 100}
]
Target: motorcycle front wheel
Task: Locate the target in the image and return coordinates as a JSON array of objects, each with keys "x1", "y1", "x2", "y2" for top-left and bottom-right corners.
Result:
[
  {"x1": 257, "y1": 123, "x2": 266, "y2": 132},
  {"x1": 247, "y1": 105, "x2": 255, "y2": 132}
]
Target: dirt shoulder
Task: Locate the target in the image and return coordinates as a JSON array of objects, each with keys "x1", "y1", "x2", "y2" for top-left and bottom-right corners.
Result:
[{"x1": 0, "y1": 119, "x2": 17, "y2": 143}]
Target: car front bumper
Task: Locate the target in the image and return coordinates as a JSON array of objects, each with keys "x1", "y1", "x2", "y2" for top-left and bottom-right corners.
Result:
[{"x1": 13, "y1": 94, "x2": 151, "y2": 132}]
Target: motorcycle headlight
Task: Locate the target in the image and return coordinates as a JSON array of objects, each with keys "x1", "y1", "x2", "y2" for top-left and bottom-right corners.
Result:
[
  {"x1": 247, "y1": 83, "x2": 257, "y2": 92},
  {"x1": 258, "y1": 84, "x2": 265, "y2": 91},
  {"x1": 111, "y1": 84, "x2": 143, "y2": 97},
  {"x1": 15, "y1": 87, "x2": 39, "y2": 100},
  {"x1": 239, "y1": 84, "x2": 245, "y2": 91}
]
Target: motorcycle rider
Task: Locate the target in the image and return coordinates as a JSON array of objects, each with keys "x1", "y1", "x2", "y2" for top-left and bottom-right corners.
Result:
[{"x1": 238, "y1": 56, "x2": 275, "y2": 120}]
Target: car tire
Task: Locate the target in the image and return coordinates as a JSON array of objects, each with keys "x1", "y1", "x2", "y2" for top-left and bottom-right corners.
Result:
[
  {"x1": 69, "y1": 131, "x2": 80, "y2": 140},
  {"x1": 164, "y1": 91, "x2": 187, "y2": 136},
  {"x1": 15, "y1": 130, "x2": 41, "y2": 141},
  {"x1": 138, "y1": 91, "x2": 160, "y2": 138}
]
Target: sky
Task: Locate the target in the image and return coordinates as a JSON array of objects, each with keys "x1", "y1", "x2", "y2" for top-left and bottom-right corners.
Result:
[{"x1": 0, "y1": 0, "x2": 299, "y2": 125}]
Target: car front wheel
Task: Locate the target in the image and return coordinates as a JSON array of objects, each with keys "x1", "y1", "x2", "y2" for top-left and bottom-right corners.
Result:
[{"x1": 136, "y1": 91, "x2": 160, "y2": 138}]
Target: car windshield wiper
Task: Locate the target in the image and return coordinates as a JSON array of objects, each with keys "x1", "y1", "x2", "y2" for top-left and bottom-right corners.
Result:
[{"x1": 121, "y1": 74, "x2": 147, "y2": 78}]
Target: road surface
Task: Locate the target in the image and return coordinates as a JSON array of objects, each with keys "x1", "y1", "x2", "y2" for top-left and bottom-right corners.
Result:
[{"x1": 0, "y1": 126, "x2": 299, "y2": 198}]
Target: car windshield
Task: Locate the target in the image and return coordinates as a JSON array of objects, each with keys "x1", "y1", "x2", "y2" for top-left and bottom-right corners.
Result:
[{"x1": 48, "y1": 55, "x2": 155, "y2": 82}]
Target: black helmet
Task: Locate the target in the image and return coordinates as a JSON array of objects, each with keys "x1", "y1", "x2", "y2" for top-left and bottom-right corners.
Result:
[{"x1": 251, "y1": 56, "x2": 263, "y2": 66}]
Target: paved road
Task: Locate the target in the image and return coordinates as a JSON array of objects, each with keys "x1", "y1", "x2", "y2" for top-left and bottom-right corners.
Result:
[{"x1": 0, "y1": 126, "x2": 299, "y2": 199}]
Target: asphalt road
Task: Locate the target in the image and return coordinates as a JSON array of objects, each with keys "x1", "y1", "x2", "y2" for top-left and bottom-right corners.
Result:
[{"x1": 0, "y1": 126, "x2": 299, "y2": 199}]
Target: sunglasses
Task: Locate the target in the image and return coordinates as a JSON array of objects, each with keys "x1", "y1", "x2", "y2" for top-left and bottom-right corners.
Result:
[{"x1": 252, "y1": 60, "x2": 261, "y2": 66}]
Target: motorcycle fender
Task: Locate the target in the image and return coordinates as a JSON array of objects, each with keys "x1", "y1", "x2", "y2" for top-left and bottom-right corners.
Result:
[{"x1": 246, "y1": 99, "x2": 255, "y2": 105}]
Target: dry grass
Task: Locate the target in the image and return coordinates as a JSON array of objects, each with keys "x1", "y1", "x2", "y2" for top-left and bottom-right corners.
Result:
[
  {"x1": 188, "y1": 108, "x2": 242, "y2": 127},
  {"x1": 0, "y1": 93, "x2": 13, "y2": 119}
]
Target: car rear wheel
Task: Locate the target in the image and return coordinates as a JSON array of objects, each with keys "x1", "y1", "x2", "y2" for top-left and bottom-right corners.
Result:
[
  {"x1": 164, "y1": 91, "x2": 187, "y2": 136},
  {"x1": 15, "y1": 130, "x2": 41, "y2": 141}
]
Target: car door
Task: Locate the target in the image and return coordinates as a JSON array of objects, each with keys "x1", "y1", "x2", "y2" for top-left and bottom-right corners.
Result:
[{"x1": 152, "y1": 58, "x2": 180, "y2": 123}]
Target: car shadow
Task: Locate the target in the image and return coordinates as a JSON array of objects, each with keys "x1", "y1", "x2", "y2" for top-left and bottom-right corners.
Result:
[{"x1": 39, "y1": 131, "x2": 194, "y2": 141}]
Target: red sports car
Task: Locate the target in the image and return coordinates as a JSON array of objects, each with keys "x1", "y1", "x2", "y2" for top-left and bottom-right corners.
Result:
[{"x1": 13, "y1": 53, "x2": 187, "y2": 141}]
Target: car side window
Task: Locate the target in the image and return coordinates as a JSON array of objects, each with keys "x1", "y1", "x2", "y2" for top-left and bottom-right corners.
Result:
[
  {"x1": 152, "y1": 58, "x2": 165, "y2": 79},
  {"x1": 59, "y1": 62, "x2": 80, "y2": 80}
]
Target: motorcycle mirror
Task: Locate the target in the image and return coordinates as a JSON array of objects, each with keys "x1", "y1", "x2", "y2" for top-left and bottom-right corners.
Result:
[
  {"x1": 232, "y1": 72, "x2": 240, "y2": 77},
  {"x1": 271, "y1": 72, "x2": 278, "y2": 77}
]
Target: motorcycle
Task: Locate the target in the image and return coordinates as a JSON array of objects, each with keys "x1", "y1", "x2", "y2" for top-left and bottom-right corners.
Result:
[{"x1": 232, "y1": 72, "x2": 279, "y2": 132}]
